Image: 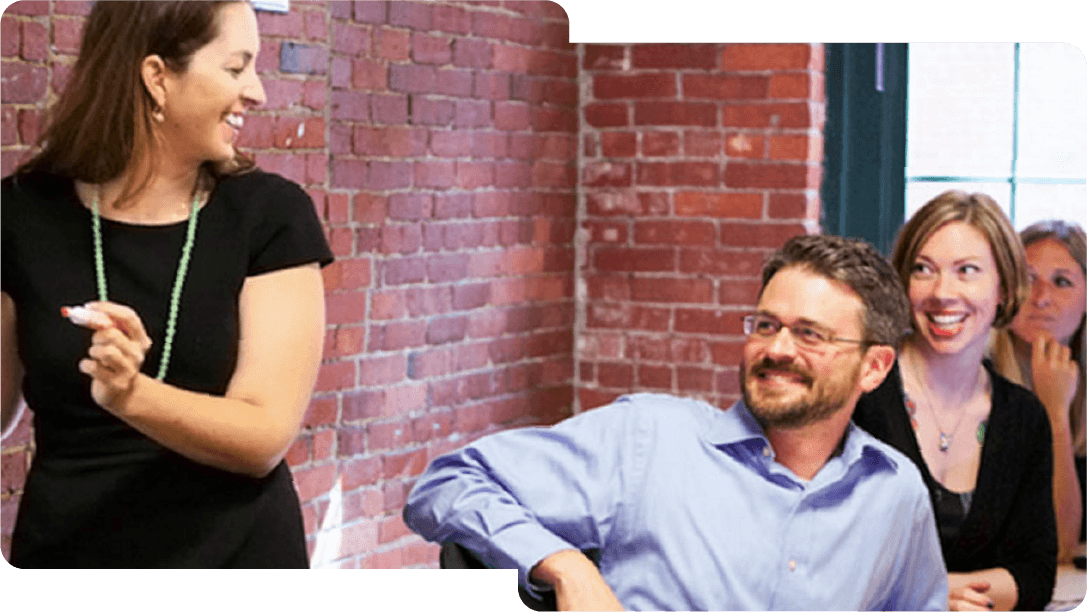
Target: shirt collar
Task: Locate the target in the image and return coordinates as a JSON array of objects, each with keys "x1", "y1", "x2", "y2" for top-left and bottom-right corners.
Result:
[{"x1": 706, "y1": 400, "x2": 901, "y2": 473}]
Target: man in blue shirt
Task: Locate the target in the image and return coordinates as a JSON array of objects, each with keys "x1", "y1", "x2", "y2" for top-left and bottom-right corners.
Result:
[{"x1": 403, "y1": 235, "x2": 949, "y2": 611}]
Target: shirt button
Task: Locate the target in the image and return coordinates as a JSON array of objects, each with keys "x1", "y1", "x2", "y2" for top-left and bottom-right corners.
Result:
[{"x1": 788, "y1": 560, "x2": 797, "y2": 571}]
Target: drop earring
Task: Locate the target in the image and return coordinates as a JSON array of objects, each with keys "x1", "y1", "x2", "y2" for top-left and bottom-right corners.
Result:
[{"x1": 151, "y1": 103, "x2": 165, "y2": 123}]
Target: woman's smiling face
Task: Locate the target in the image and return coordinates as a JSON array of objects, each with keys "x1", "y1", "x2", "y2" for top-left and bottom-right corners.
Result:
[
  {"x1": 156, "y1": 2, "x2": 265, "y2": 167},
  {"x1": 908, "y1": 221, "x2": 1003, "y2": 357}
]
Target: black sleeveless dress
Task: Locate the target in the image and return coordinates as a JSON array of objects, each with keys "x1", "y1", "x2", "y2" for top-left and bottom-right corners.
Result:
[{"x1": 2, "y1": 170, "x2": 333, "y2": 567}]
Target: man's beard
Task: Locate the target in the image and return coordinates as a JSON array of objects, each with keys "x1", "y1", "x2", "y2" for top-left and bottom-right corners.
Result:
[{"x1": 740, "y1": 356, "x2": 862, "y2": 429}]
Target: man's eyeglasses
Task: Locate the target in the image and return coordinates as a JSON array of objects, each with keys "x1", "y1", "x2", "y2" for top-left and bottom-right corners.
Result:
[{"x1": 742, "y1": 314, "x2": 868, "y2": 350}]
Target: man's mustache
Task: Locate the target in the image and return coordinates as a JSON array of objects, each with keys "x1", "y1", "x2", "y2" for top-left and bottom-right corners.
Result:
[{"x1": 747, "y1": 358, "x2": 813, "y2": 386}]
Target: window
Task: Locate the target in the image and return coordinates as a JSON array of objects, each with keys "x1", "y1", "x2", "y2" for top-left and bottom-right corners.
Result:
[
  {"x1": 906, "y1": 43, "x2": 1087, "y2": 230},
  {"x1": 823, "y1": 43, "x2": 1087, "y2": 251}
]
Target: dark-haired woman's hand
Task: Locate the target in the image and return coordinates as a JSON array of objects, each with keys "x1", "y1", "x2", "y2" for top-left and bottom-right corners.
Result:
[
  {"x1": 74, "y1": 301, "x2": 153, "y2": 412},
  {"x1": 1031, "y1": 333, "x2": 1079, "y2": 422}
]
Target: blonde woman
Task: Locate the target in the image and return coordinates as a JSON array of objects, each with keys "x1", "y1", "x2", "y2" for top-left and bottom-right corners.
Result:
[{"x1": 991, "y1": 220, "x2": 1086, "y2": 564}]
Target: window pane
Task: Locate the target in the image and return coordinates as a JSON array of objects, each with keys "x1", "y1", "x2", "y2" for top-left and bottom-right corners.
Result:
[
  {"x1": 905, "y1": 181, "x2": 1012, "y2": 221},
  {"x1": 906, "y1": 43, "x2": 1016, "y2": 178},
  {"x1": 1013, "y1": 183, "x2": 1088, "y2": 230},
  {"x1": 1016, "y1": 43, "x2": 1088, "y2": 179}
]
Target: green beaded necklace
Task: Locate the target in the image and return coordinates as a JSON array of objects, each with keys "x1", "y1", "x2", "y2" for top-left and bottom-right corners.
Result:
[{"x1": 91, "y1": 187, "x2": 200, "y2": 381}]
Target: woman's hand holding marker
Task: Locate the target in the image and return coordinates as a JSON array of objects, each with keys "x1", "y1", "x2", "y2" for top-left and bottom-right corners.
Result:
[{"x1": 65, "y1": 302, "x2": 154, "y2": 411}]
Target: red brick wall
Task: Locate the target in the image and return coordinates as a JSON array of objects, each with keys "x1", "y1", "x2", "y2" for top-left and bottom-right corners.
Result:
[
  {"x1": 1, "y1": 2, "x2": 826, "y2": 570},
  {"x1": 577, "y1": 43, "x2": 825, "y2": 412}
]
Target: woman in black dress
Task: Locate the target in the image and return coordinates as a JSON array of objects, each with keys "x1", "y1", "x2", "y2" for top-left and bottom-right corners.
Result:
[
  {"x1": 853, "y1": 191, "x2": 1057, "y2": 610},
  {"x1": 1, "y1": 1, "x2": 332, "y2": 567}
]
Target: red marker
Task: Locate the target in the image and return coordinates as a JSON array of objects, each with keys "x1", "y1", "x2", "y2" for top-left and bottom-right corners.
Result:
[{"x1": 61, "y1": 305, "x2": 113, "y2": 328}]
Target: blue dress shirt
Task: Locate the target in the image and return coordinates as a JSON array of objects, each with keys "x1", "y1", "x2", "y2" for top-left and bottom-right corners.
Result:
[{"x1": 404, "y1": 393, "x2": 949, "y2": 611}]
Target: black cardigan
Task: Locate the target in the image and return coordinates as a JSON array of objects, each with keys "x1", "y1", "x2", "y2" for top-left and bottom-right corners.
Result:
[{"x1": 853, "y1": 361, "x2": 1057, "y2": 611}]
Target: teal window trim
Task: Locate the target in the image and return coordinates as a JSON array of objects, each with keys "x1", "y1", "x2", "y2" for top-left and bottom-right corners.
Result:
[{"x1": 821, "y1": 43, "x2": 909, "y2": 256}]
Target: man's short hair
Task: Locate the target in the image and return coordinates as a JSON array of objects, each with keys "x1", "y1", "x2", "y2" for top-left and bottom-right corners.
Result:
[{"x1": 759, "y1": 234, "x2": 910, "y2": 347}]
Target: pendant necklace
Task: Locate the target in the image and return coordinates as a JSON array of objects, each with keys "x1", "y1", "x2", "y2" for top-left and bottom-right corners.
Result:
[
  {"x1": 92, "y1": 186, "x2": 200, "y2": 381},
  {"x1": 903, "y1": 351, "x2": 976, "y2": 452}
]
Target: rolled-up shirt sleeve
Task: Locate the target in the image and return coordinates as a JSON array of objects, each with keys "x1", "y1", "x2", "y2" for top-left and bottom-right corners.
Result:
[{"x1": 403, "y1": 400, "x2": 643, "y2": 589}]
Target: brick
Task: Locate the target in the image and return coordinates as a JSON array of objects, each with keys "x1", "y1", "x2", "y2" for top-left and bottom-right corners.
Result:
[
  {"x1": 474, "y1": 70, "x2": 511, "y2": 99},
  {"x1": 533, "y1": 134, "x2": 575, "y2": 159},
  {"x1": 434, "y1": 193, "x2": 472, "y2": 219},
  {"x1": 303, "y1": 80, "x2": 326, "y2": 110},
  {"x1": 388, "y1": 1, "x2": 432, "y2": 30},
  {"x1": 359, "y1": 353, "x2": 408, "y2": 386},
  {"x1": 0, "y1": 63, "x2": 47, "y2": 103},
  {"x1": 769, "y1": 72, "x2": 820, "y2": 100},
  {"x1": 0, "y1": 107, "x2": 15, "y2": 145},
  {"x1": 280, "y1": 42, "x2": 328, "y2": 75},
  {"x1": 495, "y1": 161, "x2": 531, "y2": 188},
  {"x1": 636, "y1": 161, "x2": 719, "y2": 187},
  {"x1": 16, "y1": 108, "x2": 40, "y2": 145},
  {"x1": 452, "y1": 38, "x2": 491, "y2": 69},
  {"x1": 412, "y1": 32, "x2": 451, "y2": 65},
  {"x1": 583, "y1": 44, "x2": 625, "y2": 70},
  {"x1": 388, "y1": 193, "x2": 432, "y2": 220},
  {"x1": 769, "y1": 192, "x2": 817, "y2": 220},
  {"x1": 4, "y1": 1, "x2": 48, "y2": 16},
  {"x1": 632, "y1": 44, "x2": 719, "y2": 69},
  {"x1": 675, "y1": 308, "x2": 743, "y2": 335},
  {"x1": 531, "y1": 106, "x2": 575, "y2": 132},
  {"x1": 679, "y1": 248, "x2": 765, "y2": 277},
  {"x1": 593, "y1": 74, "x2": 676, "y2": 99},
  {"x1": 379, "y1": 225, "x2": 423, "y2": 255},
  {"x1": 597, "y1": 363, "x2": 633, "y2": 388},
  {"x1": 722, "y1": 102, "x2": 816, "y2": 129},
  {"x1": 542, "y1": 21, "x2": 571, "y2": 51},
  {"x1": 381, "y1": 256, "x2": 427, "y2": 286},
  {"x1": 593, "y1": 247, "x2": 675, "y2": 272},
  {"x1": 718, "y1": 221, "x2": 809, "y2": 248},
  {"x1": 52, "y1": 17, "x2": 82, "y2": 54},
  {"x1": 354, "y1": 126, "x2": 424, "y2": 157},
  {"x1": 352, "y1": 58, "x2": 387, "y2": 90},
  {"x1": 721, "y1": 43, "x2": 820, "y2": 71},
  {"x1": 373, "y1": 27, "x2": 410, "y2": 61},
  {"x1": 331, "y1": 159, "x2": 368, "y2": 189},
  {"x1": 495, "y1": 101, "x2": 530, "y2": 130},
  {"x1": 639, "y1": 364, "x2": 673, "y2": 389},
  {"x1": 634, "y1": 101, "x2": 716, "y2": 127},
  {"x1": 406, "y1": 286, "x2": 452, "y2": 317},
  {"x1": 304, "y1": 9, "x2": 327, "y2": 40},
  {"x1": 427, "y1": 315, "x2": 468, "y2": 344},
  {"x1": 683, "y1": 74, "x2": 769, "y2": 100},
  {"x1": 414, "y1": 160, "x2": 455, "y2": 189},
  {"x1": 473, "y1": 132, "x2": 508, "y2": 158},
  {"x1": 586, "y1": 304, "x2": 670, "y2": 331},
  {"x1": 454, "y1": 100, "x2": 490, "y2": 129},
  {"x1": 290, "y1": 464, "x2": 336, "y2": 503},
  {"x1": 455, "y1": 161, "x2": 494, "y2": 189},
  {"x1": 369, "y1": 320, "x2": 426, "y2": 351},
  {"x1": 410, "y1": 96, "x2": 453, "y2": 126},
  {"x1": 257, "y1": 10, "x2": 304, "y2": 37},
  {"x1": 683, "y1": 129, "x2": 726, "y2": 154},
  {"x1": 582, "y1": 162, "x2": 632, "y2": 188},
  {"x1": 437, "y1": 68, "x2": 473, "y2": 97},
  {"x1": 641, "y1": 131, "x2": 680, "y2": 157},
  {"x1": 724, "y1": 131, "x2": 766, "y2": 159},
  {"x1": 634, "y1": 220, "x2": 715, "y2": 246},
  {"x1": 1, "y1": 16, "x2": 19, "y2": 57},
  {"x1": 677, "y1": 367, "x2": 713, "y2": 392},
  {"x1": 719, "y1": 278, "x2": 762, "y2": 306},
  {"x1": 262, "y1": 79, "x2": 305, "y2": 111},
  {"x1": 631, "y1": 277, "x2": 714, "y2": 304},
  {"x1": 371, "y1": 93, "x2": 409, "y2": 124},
  {"x1": 505, "y1": 0, "x2": 569, "y2": 20},
  {"x1": 769, "y1": 133, "x2": 822, "y2": 161},
  {"x1": 353, "y1": 0, "x2": 386, "y2": 24},
  {"x1": 432, "y1": 4, "x2": 471, "y2": 34},
  {"x1": 389, "y1": 63, "x2": 435, "y2": 93},
  {"x1": 20, "y1": 21, "x2": 47, "y2": 61},
  {"x1": 724, "y1": 161, "x2": 820, "y2": 189},
  {"x1": 584, "y1": 191, "x2": 644, "y2": 216},
  {"x1": 331, "y1": 55, "x2": 352, "y2": 88},
  {"x1": 273, "y1": 117, "x2": 325, "y2": 149},
  {"x1": 674, "y1": 191, "x2": 762, "y2": 218},
  {"x1": 599, "y1": 132, "x2": 636, "y2": 157}
]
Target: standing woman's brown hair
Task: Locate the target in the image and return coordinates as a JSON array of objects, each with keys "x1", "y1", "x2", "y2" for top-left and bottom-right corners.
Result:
[{"x1": 18, "y1": 1, "x2": 253, "y2": 204}]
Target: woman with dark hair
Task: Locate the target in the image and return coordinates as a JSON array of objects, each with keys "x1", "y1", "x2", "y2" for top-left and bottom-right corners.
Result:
[
  {"x1": 991, "y1": 220, "x2": 1086, "y2": 563},
  {"x1": 853, "y1": 191, "x2": 1057, "y2": 610},
  {"x1": 1, "y1": 1, "x2": 332, "y2": 567}
]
